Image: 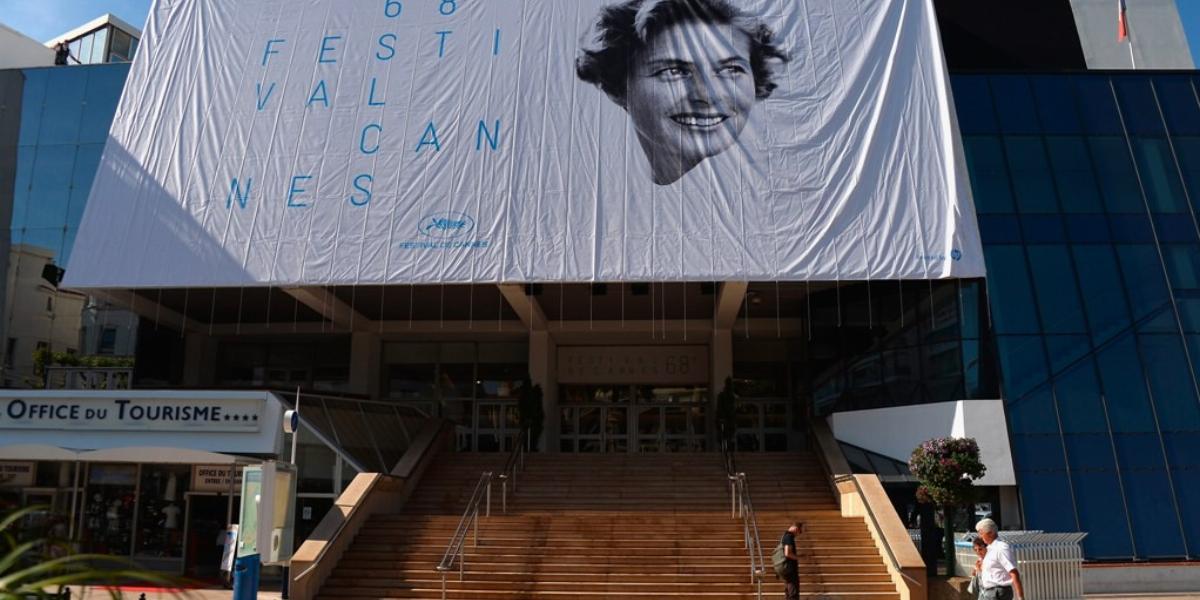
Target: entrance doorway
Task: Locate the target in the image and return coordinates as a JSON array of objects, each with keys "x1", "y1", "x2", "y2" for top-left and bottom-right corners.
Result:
[
  {"x1": 559, "y1": 385, "x2": 707, "y2": 453},
  {"x1": 184, "y1": 493, "x2": 234, "y2": 580}
]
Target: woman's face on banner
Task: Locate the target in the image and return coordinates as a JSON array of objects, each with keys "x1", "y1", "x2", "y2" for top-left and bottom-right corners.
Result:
[{"x1": 625, "y1": 19, "x2": 756, "y2": 183}]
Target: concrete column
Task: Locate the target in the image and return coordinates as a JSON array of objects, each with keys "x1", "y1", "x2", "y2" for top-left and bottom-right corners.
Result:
[
  {"x1": 529, "y1": 330, "x2": 558, "y2": 452},
  {"x1": 348, "y1": 332, "x2": 381, "y2": 398},
  {"x1": 182, "y1": 333, "x2": 218, "y2": 387},
  {"x1": 710, "y1": 329, "x2": 733, "y2": 448},
  {"x1": 999, "y1": 485, "x2": 1022, "y2": 530}
]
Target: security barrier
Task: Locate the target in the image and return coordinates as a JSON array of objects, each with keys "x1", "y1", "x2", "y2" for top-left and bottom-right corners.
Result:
[{"x1": 955, "y1": 532, "x2": 1087, "y2": 600}]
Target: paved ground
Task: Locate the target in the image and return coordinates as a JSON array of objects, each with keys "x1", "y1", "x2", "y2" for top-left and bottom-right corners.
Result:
[
  {"x1": 69, "y1": 588, "x2": 282, "y2": 599},
  {"x1": 67, "y1": 588, "x2": 1198, "y2": 599}
]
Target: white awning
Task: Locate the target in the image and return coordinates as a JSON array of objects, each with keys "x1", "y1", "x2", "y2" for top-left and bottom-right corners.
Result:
[
  {"x1": 77, "y1": 447, "x2": 244, "y2": 465},
  {"x1": 0, "y1": 444, "x2": 81, "y2": 461}
]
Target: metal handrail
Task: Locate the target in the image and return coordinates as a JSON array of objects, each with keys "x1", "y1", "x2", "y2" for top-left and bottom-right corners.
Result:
[
  {"x1": 435, "y1": 471, "x2": 494, "y2": 600},
  {"x1": 434, "y1": 429, "x2": 531, "y2": 599},
  {"x1": 495, "y1": 429, "x2": 529, "y2": 514},
  {"x1": 722, "y1": 439, "x2": 766, "y2": 599}
]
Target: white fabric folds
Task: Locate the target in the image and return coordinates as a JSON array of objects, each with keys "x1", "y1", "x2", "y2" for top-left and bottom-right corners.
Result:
[{"x1": 64, "y1": 0, "x2": 985, "y2": 288}]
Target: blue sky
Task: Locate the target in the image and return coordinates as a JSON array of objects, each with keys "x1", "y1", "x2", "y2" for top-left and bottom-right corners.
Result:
[
  {"x1": 4, "y1": 0, "x2": 1200, "y2": 64},
  {"x1": 3, "y1": 0, "x2": 151, "y2": 42}
]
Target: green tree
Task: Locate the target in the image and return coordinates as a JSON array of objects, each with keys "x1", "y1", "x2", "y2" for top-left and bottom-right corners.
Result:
[
  {"x1": 909, "y1": 437, "x2": 986, "y2": 576},
  {"x1": 1, "y1": 506, "x2": 180, "y2": 598},
  {"x1": 715, "y1": 377, "x2": 737, "y2": 449},
  {"x1": 517, "y1": 376, "x2": 544, "y2": 451}
]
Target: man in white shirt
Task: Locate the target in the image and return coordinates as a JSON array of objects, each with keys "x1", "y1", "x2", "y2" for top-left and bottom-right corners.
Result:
[{"x1": 974, "y1": 518, "x2": 1025, "y2": 600}]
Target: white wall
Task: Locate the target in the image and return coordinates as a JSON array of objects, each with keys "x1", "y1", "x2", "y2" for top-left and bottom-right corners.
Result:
[
  {"x1": 0, "y1": 24, "x2": 54, "y2": 69},
  {"x1": 830, "y1": 399, "x2": 1016, "y2": 486},
  {"x1": 1070, "y1": 0, "x2": 1194, "y2": 69}
]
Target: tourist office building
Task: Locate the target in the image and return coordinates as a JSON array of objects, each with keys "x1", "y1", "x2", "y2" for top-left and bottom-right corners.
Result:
[{"x1": 0, "y1": 0, "x2": 1197, "y2": 579}]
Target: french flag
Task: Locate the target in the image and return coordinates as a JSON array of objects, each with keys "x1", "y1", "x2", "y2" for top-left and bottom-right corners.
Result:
[{"x1": 1118, "y1": 0, "x2": 1129, "y2": 42}]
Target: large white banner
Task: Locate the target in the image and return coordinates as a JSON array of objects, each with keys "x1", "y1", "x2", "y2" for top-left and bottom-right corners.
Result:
[{"x1": 64, "y1": 0, "x2": 984, "y2": 288}]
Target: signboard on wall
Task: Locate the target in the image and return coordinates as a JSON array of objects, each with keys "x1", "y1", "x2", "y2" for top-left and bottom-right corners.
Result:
[
  {"x1": 559, "y1": 346, "x2": 709, "y2": 385},
  {"x1": 0, "y1": 396, "x2": 263, "y2": 433},
  {"x1": 0, "y1": 462, "x2": 35, "y2": 488},
  {"x1": 192, "y1": 465, "x2": 245, "y2": 493},
  {"x1": 64, "y1": 0, "x2": 984, "y2": 288}
]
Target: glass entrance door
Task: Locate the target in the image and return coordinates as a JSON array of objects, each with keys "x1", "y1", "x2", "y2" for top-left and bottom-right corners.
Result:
[{"x1": 560, "y1": 385, "x2": 706, "y2": 453}]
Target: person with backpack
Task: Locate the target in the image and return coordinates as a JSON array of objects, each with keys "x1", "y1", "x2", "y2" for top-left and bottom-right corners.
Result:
[{"x1": 772, "y1": 521, "x2": 805, "y2": 600}]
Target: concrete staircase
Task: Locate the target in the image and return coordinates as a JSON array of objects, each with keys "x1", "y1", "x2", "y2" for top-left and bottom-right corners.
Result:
[{"x1": 316, "y1": 451, "x2": 899, "y2": 599}]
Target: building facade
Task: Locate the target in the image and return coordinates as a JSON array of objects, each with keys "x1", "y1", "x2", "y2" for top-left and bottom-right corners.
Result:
[{"x1": 0, "y1": 0, "x2": 1198, "y2": 575}]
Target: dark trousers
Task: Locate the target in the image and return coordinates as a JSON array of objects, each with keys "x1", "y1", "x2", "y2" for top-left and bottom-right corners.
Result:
[
  {"x1": 981, "y1": 586, "x2": 1014, "y2": 600},
  {"x1": 783, "y1": 563, "x2": 800, "y2": 600}
]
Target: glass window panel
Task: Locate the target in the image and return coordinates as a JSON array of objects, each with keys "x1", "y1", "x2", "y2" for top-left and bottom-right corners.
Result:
[
  {"x1": 1016, "y1": 470, "x2": 1078, "y2": 533},
  {"x1": 1008, "y1": 388, "x2": 1060, "y2": 435},
  {"x1": 1163, "y1": 245, "x2": 1200, "y2": 289},
  {"x1": 1114, "y1": 77, "x2": 1167, "y2": 136},
  {"x1": 991, "y1": 75, "x2": 1041, "y2": 134},
  {"x1": 38, "y1": 70, "x2": 87, "y2": 145},
  {"x1": 110, "y1": 30, "x2": 132, "y2": 61},
  {"x1": 962, "y1": 340, "x2": 983, "y2": 398},
  {"x1": 1175, "y1": 300, "x2": 1200, "y2": 336},
  {"x1": 1021, "y1": 215, "x2": 1066, "y2": 243},
  {"x1": 17, "y1": 70, "x2": 48, "y2": 146},
  {"x1": 91, "y1": 28, "x2": 109, "y2": 64},
  {"x1": 1132, "y1": 138, "x2": 1188, "y2": 213},
  {"x1": 1108, "y1": 214, "x2": 1154, "y2": 243},
  {"x1": 1162, "y1": 431, "x2": 1200, "y2": 545},
  {"x1": 76, "y1": 34, "x2": 94, "y2": 65},
  {"x1": 1026, "y1": 245, "x2": 1087, "y2": 334},
  {"x1": 68, "y1": 39, "x2": 82, "y2": 65},
  {"x1": 983, "y1": 246, "x2": 1040, "y2": 334},
  {"x1": 997, "y1": 336, "x2": 1049, "y2": 401},
  {"x1": 1154, "y1": 77, "x2": 1200, "y2": 136},
  {"x1": 960, "y1": 281, "x2": 982, "y2": 339},
  {"x1": 438, "y1": 364, "x2": 473, "y2": 399},
  {"x1": 1065, "y1": 215, "x2": 1111, "y2": 244},
  {"x1": 1138, "y1": 334, "x2": 1200, "y2": 430},
  {"x1": 980, "y1": 215, "x2": 1021, "y2": 244},
  {"x1": 1063, "y1": 451, "x2": 1134, "y2": 558},
  {"x1": 12, "y1": 148, "x2": 36, "y2": 229},
  {"x1": 1046, "y1": 137, "x2": 1103, "y2": 212},
  {"x1": 1154, "y1": 214, "x2": 1199, "y2": 243},
  {"x1": 135, "y1": 465, "x2": 190, "y2": 559},
  {"x1": 1075, "y1": 78, "x2": 1123, "y2": 135},
  {"x1": 1089, "y1": 137, "x2": 1144, "y2": 213},
  {"x1": 963, "y1": 136, "x2": 1015, "y2": 214},
  {"x1": 1171, "y1": 137, "x2": 1200, "y2": 214},
  {"x1": 1055, "y1": 360, "x2": 1108, "y2": 433},
  {"x1": 1096, "y1": 336, "x2": 1157, "y2": 433},
  {"x1": 1113, "y1": 433, "x2": 1186, "y2": 558},
  {"x1": 1045, "y1": 335, "x2": 1091, "y2": 376},
  {"x1": 1005, "y1": 137, "x2": 1059, "y2": 213},
  {"x1": 1031, "y1": 75, "x2": 1083, "y2": 135},
  {"x1": 951, "y1": 76, "x2": 997, "y2": 134},
  {"x1": 79, "y1": 69, "x2": 126, "y2": 144},
  {"x1": 1117, "y1": 245, "x2": 1172, "y2": 321}
]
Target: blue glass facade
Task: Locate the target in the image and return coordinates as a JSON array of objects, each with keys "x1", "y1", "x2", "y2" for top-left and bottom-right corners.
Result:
[
  {"x1": 0, "y1": 64, "x2": 132, "y2": 384},
  {"x1": 955, "y1": 73, "x2": 1200, "y2": 560},
  {"x1": 12, "y1": 64, "x2": 130, "y2": 263}
]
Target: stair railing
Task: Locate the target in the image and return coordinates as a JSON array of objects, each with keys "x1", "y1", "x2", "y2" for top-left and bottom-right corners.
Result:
[
  {"x1": 722, "y1": 437, "x2": 766, "y2": 599},
  {"x1": 495, "y1": 428, "x2": 529, "y2": 514},
  {"x1": 435, "y1": 470, "x2": 493, "y2": 600}
]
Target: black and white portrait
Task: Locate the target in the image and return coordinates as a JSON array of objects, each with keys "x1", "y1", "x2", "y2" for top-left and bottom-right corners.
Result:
[{"x1": 577, "y1": 0, "x2": 790, "y2": 185}]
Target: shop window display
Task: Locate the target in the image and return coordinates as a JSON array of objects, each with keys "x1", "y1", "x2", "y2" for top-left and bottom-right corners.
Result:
[
  {"x1": 82, "y1": 464, "x2": 137, "y2": 555},
  {"x1": 136, "y1": 465, "x2": 189, "y2": 559}
]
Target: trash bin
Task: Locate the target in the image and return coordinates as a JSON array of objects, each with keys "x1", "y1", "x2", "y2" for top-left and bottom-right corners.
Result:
[{"x1": 232, "y1": 554, "x2": 261, "y2": 600}]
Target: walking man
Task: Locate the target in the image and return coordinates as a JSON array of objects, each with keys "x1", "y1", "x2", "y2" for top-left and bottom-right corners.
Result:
[
  {"x1": 975, "y1": 518, "x2": 1025, "y2": 600},
  {"x1": 781, "y1": 521, "x2": 804, "y2": 600}
]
